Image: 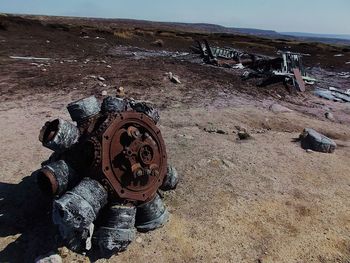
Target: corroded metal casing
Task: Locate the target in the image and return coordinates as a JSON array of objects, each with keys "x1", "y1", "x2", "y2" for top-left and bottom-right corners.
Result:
[
  {"x1": 36, "y1": 160, "x2": 79, "y2": 196},
  {"x1": 101, "y1": 111, "x2": 167, "y2": 202},
  {"x1": 53, "y1": 178, "x2": 108, "y2": 230},
  {"x1": 101, "y1": 96, "x2": 127, "y2": 114},
  {"x1": 39, "y1": 118, "x2": 80, "y2": 152},
  {"x1": 67, "y1": 96, "x2": 100, "y2": 123}
]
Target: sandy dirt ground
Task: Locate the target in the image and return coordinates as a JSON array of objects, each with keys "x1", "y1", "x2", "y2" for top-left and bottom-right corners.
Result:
[{"x1": 0, "y1": 15, "x2": 350, "y2": 263}]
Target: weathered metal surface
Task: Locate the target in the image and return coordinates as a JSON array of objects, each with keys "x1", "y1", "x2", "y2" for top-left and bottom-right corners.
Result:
[
  {"x1": 36, "y1": 95, "x2": 177, "y2": 255},
  {"x1": 67, "y1": 96, "x2": 100, "y2": 123},
  {"x1": 135, "y1": 194, "x2": 169, "y2": 232},
  {"x1": 94, "y1": 205, "x2": 136, "y2": 256},
  {"x1": 102, "y1": 111, "x2": 167, "y2": 202},
  {"x1": 293, "y1": 68, "x2": 306, "y2": 92},
  {"x1": 39, "y1": 118, "x2": 80, "y2": 152},
  {"x1": 160, "y1": 165, "x2": 179, "y2": 191},
  {"x1": 36, "y1": 159, "x2": 79, "y2": 196}
]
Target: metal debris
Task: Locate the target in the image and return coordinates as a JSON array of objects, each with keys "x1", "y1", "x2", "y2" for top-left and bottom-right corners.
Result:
[
  {"x1": 34, "y1": 95, "x2": 179, "y2": 257},
  {"x1": 10, "y1": 56, "x2": 51, "y2": 61},
  {"x1": 192, "y1": 40, "x2": 316, "y2": 91},
  {"x1": 299, "y1": 128, "x2": 336, "y2": 153}
]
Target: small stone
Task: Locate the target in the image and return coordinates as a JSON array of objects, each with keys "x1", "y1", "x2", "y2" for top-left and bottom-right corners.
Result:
[
  {"x1": 58, "y1": 247, "x2": 69, "y2": 258},
  {"x1": 269, "y1": 103, "x2": 293, "y2": 113},
  {"x1": 325, "y1": 112, "x2": 335, "y2": 121},
  {"x1": 97, "y1": 76, "x2": 105, "y2": 81},
  {"x1": 168, "y1": 72, "x2": 181, "y2": 84},
  {"x1": 35, "y1": 253, "x2": 62, "y2": 263},
  {"x1": 101, "y1": 90, "x2": 108, "y2": 96},
  {"x1": 216, "y1": 129, "x2": 227, "y2": 135},
  {"x1": 306, "y1": 149, "x2": 314, "y2": 153},
  {"x1": 106, "y1": 65, "x2": 112, "y2": 68},
  {"x1": 238, "y1": 131, "x2": 251, "y2": 140},
  {"x1": 116, "y1": 86, "x2": 125, "y2": 97},
  {"x1": 136, "y1": 237, "x2": 143, "y2": 243},
  {"x1": 222, "y1": 159, "x2": 235, "y2": 168}
]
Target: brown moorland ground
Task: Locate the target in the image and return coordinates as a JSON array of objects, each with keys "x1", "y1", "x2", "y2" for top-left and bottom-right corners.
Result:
[{"x1": 0, "y1": 14, "x2": 350, "y2": 263}]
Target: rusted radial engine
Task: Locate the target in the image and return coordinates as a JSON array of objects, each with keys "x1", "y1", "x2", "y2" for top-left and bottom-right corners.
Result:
[{"x1": 34, "y1": 96, "x2": 178, "y2": 257}]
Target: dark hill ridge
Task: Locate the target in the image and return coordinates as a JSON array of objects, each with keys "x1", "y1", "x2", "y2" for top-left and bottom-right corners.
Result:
[{"x1": 1, "y1": 13, "x2": 350, "y2": 45}]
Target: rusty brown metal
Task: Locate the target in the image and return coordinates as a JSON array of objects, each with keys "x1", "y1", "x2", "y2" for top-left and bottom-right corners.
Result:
[
  {"x1": 36, "y1": 96, "x2": 175, "y2": 255},
  {"x1": 101, "y1": 111, "x2": 167, "y2": 202}
]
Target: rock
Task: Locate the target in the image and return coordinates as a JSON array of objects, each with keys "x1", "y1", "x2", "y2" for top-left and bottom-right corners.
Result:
[
  {"x1": 299, "y1": 128, "x2": 336, "y2": 153},
  {"x1": 306, "y1": 149, "x2": 314, "y2": 153},
  {"x1": 97, "y1": 76, "x2": 105, "y2": 81},
  {"x1": 167, "y1": 72, "x2": 181, "y2": 84},
  {"x1": 106, "y1": 65, "x2": 112, "y2": 68},
  {"x1": 101, "y1": 90, "x2": 108, "y2": 96},
  {"x1": 238, "y1": 131, "x2": 251, "y2": 140},
  {"x1": 222, "y1": 159, "x2": 235, "y2": 169},
  {"x1": 203, "y1": 126, "x2": 227, "y2": 135},
  {"x1": 135, "y1": 237, "x2": 143, "y2": 243},
  {"x1": 35, "y1": 253, "x2": 62, "y2": 263},
  {"x1": 269, "y1": 103, "x2": 293, "y2": 113},
  {"x1": 176, "y1": 134, "x2": 194, "y2": 140},
  {"x1": 325, "y1": 112, "x2": 335, "y2": 121},
  {"x1": 151, "y1": 39, "x2": 164, "y2": 47},
  {"x1": 116, "y1": 86, "x2": 125, "y2": 97},
  {"x1": 98, "y1": 82, "x2": 107, "y2": 87}
]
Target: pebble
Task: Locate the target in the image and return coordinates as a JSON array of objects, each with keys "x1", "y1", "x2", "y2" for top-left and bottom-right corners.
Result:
[
  {"x1": 269, "y1": 103, "x2": 293, "y2": 113},
  {"x1": 35, "y1": 253, "x2": 62, "y2": 263},
  {"x1": 325, "y1": 112, "x2": 335, "y2": 121},
  {"x1": 101, "y1": 90, "x2": 108, "y2": 96},
  {"x1": 97, "y1": 76, "x2": 105, "y2": 81},
  {"x1": 136, "y1": 237, "x2": 143, "y2": 243},
  {"x1": 238, "y1": 131, "x2": 251, "y2": 140}
]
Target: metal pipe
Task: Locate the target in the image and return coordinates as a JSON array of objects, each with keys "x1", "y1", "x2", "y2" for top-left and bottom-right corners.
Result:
[
  {"x1": 52, "y1": 178, "x2": 108, "y2": 231},
  {"x1": 36, "y1": 160, "x2": 79, "y2": 196},
  {"x1": 67, "y1": 96, "x2": 100, "y2": 123},
  {"x1": 135, "y1": 194, "x2": 169, "y2": 232},
  {"x1": 39, "y1": 118, "x2": 80, "y2": 152},
  {"x1": 94, "y1": 205, "x2": 136, "y2": 257}
]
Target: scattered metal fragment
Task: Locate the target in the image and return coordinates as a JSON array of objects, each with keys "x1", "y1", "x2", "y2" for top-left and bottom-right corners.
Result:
[
  {"x1": 9, "y1": 56, "x2": 51, "y2": 61},
  {"x1": 35, "y1": 95, "x2": 178, "y2": 256},
  {"x1": 314, "y1": 88, "x2": 350, "y2": 103},
  {"x1": 192, "y1": 40, "x2": 316, "y2": 91},
  {"x1": 299, "y1": 128, "x2": 336, "y2": 153}
]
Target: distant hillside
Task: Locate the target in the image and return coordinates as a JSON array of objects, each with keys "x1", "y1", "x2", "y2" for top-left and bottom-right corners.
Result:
[
  {"x1": 2, "y1": 13, "x2": 350, "y2": 46},
  {"x1": 282, "y1": 32, "x2": 350, "y2": 41}
]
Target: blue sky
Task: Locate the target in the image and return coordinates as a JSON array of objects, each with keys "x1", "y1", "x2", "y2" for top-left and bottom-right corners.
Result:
[{"x1": 1, "y1": 0, "x2": 349, "y2": 34}]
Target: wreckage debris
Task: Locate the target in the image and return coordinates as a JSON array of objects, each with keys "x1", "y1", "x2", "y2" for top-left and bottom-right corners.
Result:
[
  {"x1": 314, "y1": 87, "x2": 350, "y2": 103},
  {"x1": 299, "y1": 128, "x2": 336, "y2": 153},
  {"x1": 34, "y1": 95, "x2": 179, "y2": 257},
  {"x1": 192, "y1": 40, "x2": 316, "y2": 91}
]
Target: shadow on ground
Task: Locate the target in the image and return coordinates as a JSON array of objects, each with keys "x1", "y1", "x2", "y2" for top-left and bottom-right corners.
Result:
[{"x1": 0, "y1": 174, "x2": 61, "y2": 262}]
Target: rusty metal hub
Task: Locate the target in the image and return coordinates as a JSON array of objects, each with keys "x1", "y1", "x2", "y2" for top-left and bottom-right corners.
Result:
[{"x1": 101, "y1": 111, "x2": 167, "y2": 202}]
